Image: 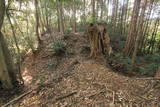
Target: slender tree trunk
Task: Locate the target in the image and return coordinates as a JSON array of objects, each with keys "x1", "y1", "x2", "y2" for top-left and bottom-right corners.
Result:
[
  {"x1": 148, "y1": 19, "x2": 159, "y2": 53},
  {"x1": 57, "y1": 0, "x2": 64, "y2": 34},
  {"x1": 131, "y1": 0, "x2": 148, "y2": 67},
  {"x1": 72, "y1": 0, "x2": 76, "y2": 32},
  {"x1": 124, "y1": 0, "x2": 141, "y2": 56},
  {"x1": 150, "y1": 20, "x2": 159, "y2": 53},
  {"x1": 34, "y1": 0, "x2": 41, "y2": 44},
  {"x1": 107, "y1": 0, "x2": 110, "y2": 22},
  {"x1": 112, "y1": 0, "x2": 118, "y2": 23},
  {"x1": 123, "y1": 0, "x2": 129, "y2": 34},
  {"x1": 96, "y1": 0, "x2": 99, "y2": 19},
  {"x1": 44, "y1": 2, "x2": 49, "y2": 28},
  {"x1": 56, "y1": 1, "x2": 60, "y2": 32},
  {"x1": 92, "y1": 0, "x2": 96, "y2": 22},
  {"x1": 120, "y1": 0, "x2": 125, "y2": 35},
  {"x1": 140, "y1": 0, "x2": 154, "y2": 53},
  {"x1": 39, "y1": 0, "x2": 47, "y2": 31},
  {"x1": 111, "y1": 0, "x2": 118, "y2": 32},
  {"x1": 100, "y1": 0, "x2": 104, "y2": 20},
  {"x1": 38, "y1": 1, "x2": 45, "y2": 33},
  {"x1": 83, "y1": 0, "x2": 86, "y2": 24},
  {"x1": 26, "y1": 5, "x2": 36, "y2": 53}
]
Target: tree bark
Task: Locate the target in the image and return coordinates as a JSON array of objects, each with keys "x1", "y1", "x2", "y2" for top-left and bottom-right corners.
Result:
[
  {"x1": 92, "y1": 0, "x2": 96, "y2": 22},
  {"x1": 6, "y1": 12, "x2": 24, "y2": 84},
  {"x1": 139, "y1": 0, "x2": 154, "y2": 53},
  {"x1": 34, "y1": 0, "x2": 41, "y2": 44},
  {"x1": 0, "y1": 43, "x2": 13, "y2": 89},
  {"x1": 83, "y1": 0, "x2": 86, "y2": 25},
  {"x1": 57, "y1": 0, "x2": 64, "y2": 34},
  {"x1": 72, "y1": 0, "x2": 76, "y2": 32},
  {"x1": 100, "y1": 0, "x2": 104, "y2": 20},
  {"x1": 131, "y1": 0, "x2": 148, "y2": 67},
  {"x1": 124, "y1": 0, "x2": 141, "y2": 56},
  {"x1": 0, "y1": 0, "x2": 16, "y2": 89}
]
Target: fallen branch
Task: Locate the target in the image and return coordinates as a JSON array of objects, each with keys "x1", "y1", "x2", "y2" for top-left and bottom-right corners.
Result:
[
  {"x1": 136, "y1": 77, "x2": 160, "y2": 80},
  {"x1": 87, "y1": 89, "x2": 106, "y2": 99},
  {"x1": 55, "y1": 91, "x2": 77, "y2": 101},
  {"x1": 2, "y1": 89, "x2": 34, "y2": 107}
]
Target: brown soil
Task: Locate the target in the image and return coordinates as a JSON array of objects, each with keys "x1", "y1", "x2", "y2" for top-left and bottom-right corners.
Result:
[{"x1": 1, "y1": 31, "x2": 160, "y2": 107}]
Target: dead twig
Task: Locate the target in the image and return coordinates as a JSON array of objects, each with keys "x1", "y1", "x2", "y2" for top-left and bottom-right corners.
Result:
[
  {"x1": 136, "y1": 77, "x2": 160, "y2": 80},
  {"x1": 2, "y1": 89, "x2": 34, "y2": 107},
  {"x1": 87, "y1": 89, "x2": 106, "y2": 99},
  {"x1": 55, "y1": 91, "x2": 77, "y2": 101},
  {"x1": 104, "y1": 84, "x2": 115, "y2": 104}
]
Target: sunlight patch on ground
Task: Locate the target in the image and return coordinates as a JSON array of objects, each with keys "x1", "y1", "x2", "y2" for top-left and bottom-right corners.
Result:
[{"x1": 22, "y1": 68, "x2": 33, "y2": 84}]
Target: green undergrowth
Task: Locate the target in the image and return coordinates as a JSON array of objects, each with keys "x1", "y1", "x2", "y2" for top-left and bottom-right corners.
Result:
[
  {"x1": 106, "y1": 52, "x2": 160, "y2": 77},
  {"x1": 48, "y1": 40, "x2": 67, "y2": 56}
]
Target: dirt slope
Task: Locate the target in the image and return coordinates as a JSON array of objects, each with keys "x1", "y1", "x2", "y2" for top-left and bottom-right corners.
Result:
[{"x1": 2, "y1": 31, "x2": 160, "y2": 107}]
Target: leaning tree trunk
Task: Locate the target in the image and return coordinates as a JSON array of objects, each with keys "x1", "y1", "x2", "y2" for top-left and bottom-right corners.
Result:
[{"x1": 0, "y1": 0, "x2": 17, "y2": 89}]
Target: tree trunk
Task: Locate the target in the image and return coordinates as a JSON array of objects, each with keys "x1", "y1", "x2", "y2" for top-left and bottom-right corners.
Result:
[
  {"x1": 140, "y1": 0, "x2": 154, "y2": 53},
  {"x1": 124, "y1": 0, "x2": 141, "y2": 56},
  {"x1": 131, "y1": 0, "x2": 148, "y2": 67},
  {"x1": 0, "y1": 43, "x2": 13, "y2": 89},
  {"x1": 34, "y1": 0, "x2": 41, "y2": 44},
  {"x1": 83, "y1": 0, "x2": 86, "y2": 24},
  {"x1": 56, "y1": 1, "x2": 60, "y2": 32},
  {"x1": 111, "y1": 0, "x2": 117, "y2": 22},
  {"x1": 0, "y1": 0, "x2": 17, "y2": 89},
  {"x1": 57, "y1": 0, "x2": 64, "y2": 34},
  {"x1": 100, "y1": 0, "x2": 104, "y2": 20},
  {"x1": 123, "y1": 0, "x2": 129, "y2": 34},
  {"x1": 72, "y1": 0, "x2": 76, "y2": 32},
  {"x1": 92, "y1": 0, "x2": 96, "y2": 22},
  {"x1": 111, "y1": 0, "x2": 118, "y2": 32},
  {"x1": 6, "y1": 12, "x2": 23, "y2": 84},
  {"x1": 96, "y1": 0, "x2": 99, "y2": 19},
  {"x1": 148, "y1": 19, "x2": 159, "y2": 53}
]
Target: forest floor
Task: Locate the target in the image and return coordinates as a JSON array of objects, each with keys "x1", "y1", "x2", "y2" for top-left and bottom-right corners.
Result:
[{"x1": 1, "y1": 31, "x2": 160, "y2": 107}]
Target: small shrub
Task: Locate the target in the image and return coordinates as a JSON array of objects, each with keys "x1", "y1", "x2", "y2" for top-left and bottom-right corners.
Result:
[
  {"x1": 138, "y1": 67, "x2": 150, "y2": 73},
  {"x1": 144, "y1": 54, "x2": 160, "y2": 63},
  {"x1": 137, "y1": 63, "x2": 158, "y2": 76},
  {"x1": 148, "y1": 63, "x2": 159, "y2": 72},
  {"x1": 77, "y1": 25, "x2": 85, "y2": 32},
  {"x1": 49, "y1": 40, "x2": 67, "y2": 55},
  {"x1": 64, "y1": 28, "x2": 71, "y2": 34}
]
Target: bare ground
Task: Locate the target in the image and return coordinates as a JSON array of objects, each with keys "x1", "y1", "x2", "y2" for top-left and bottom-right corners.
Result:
[{"x1": 1, "y1": 31, "x2": 160, "y2": 107}]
